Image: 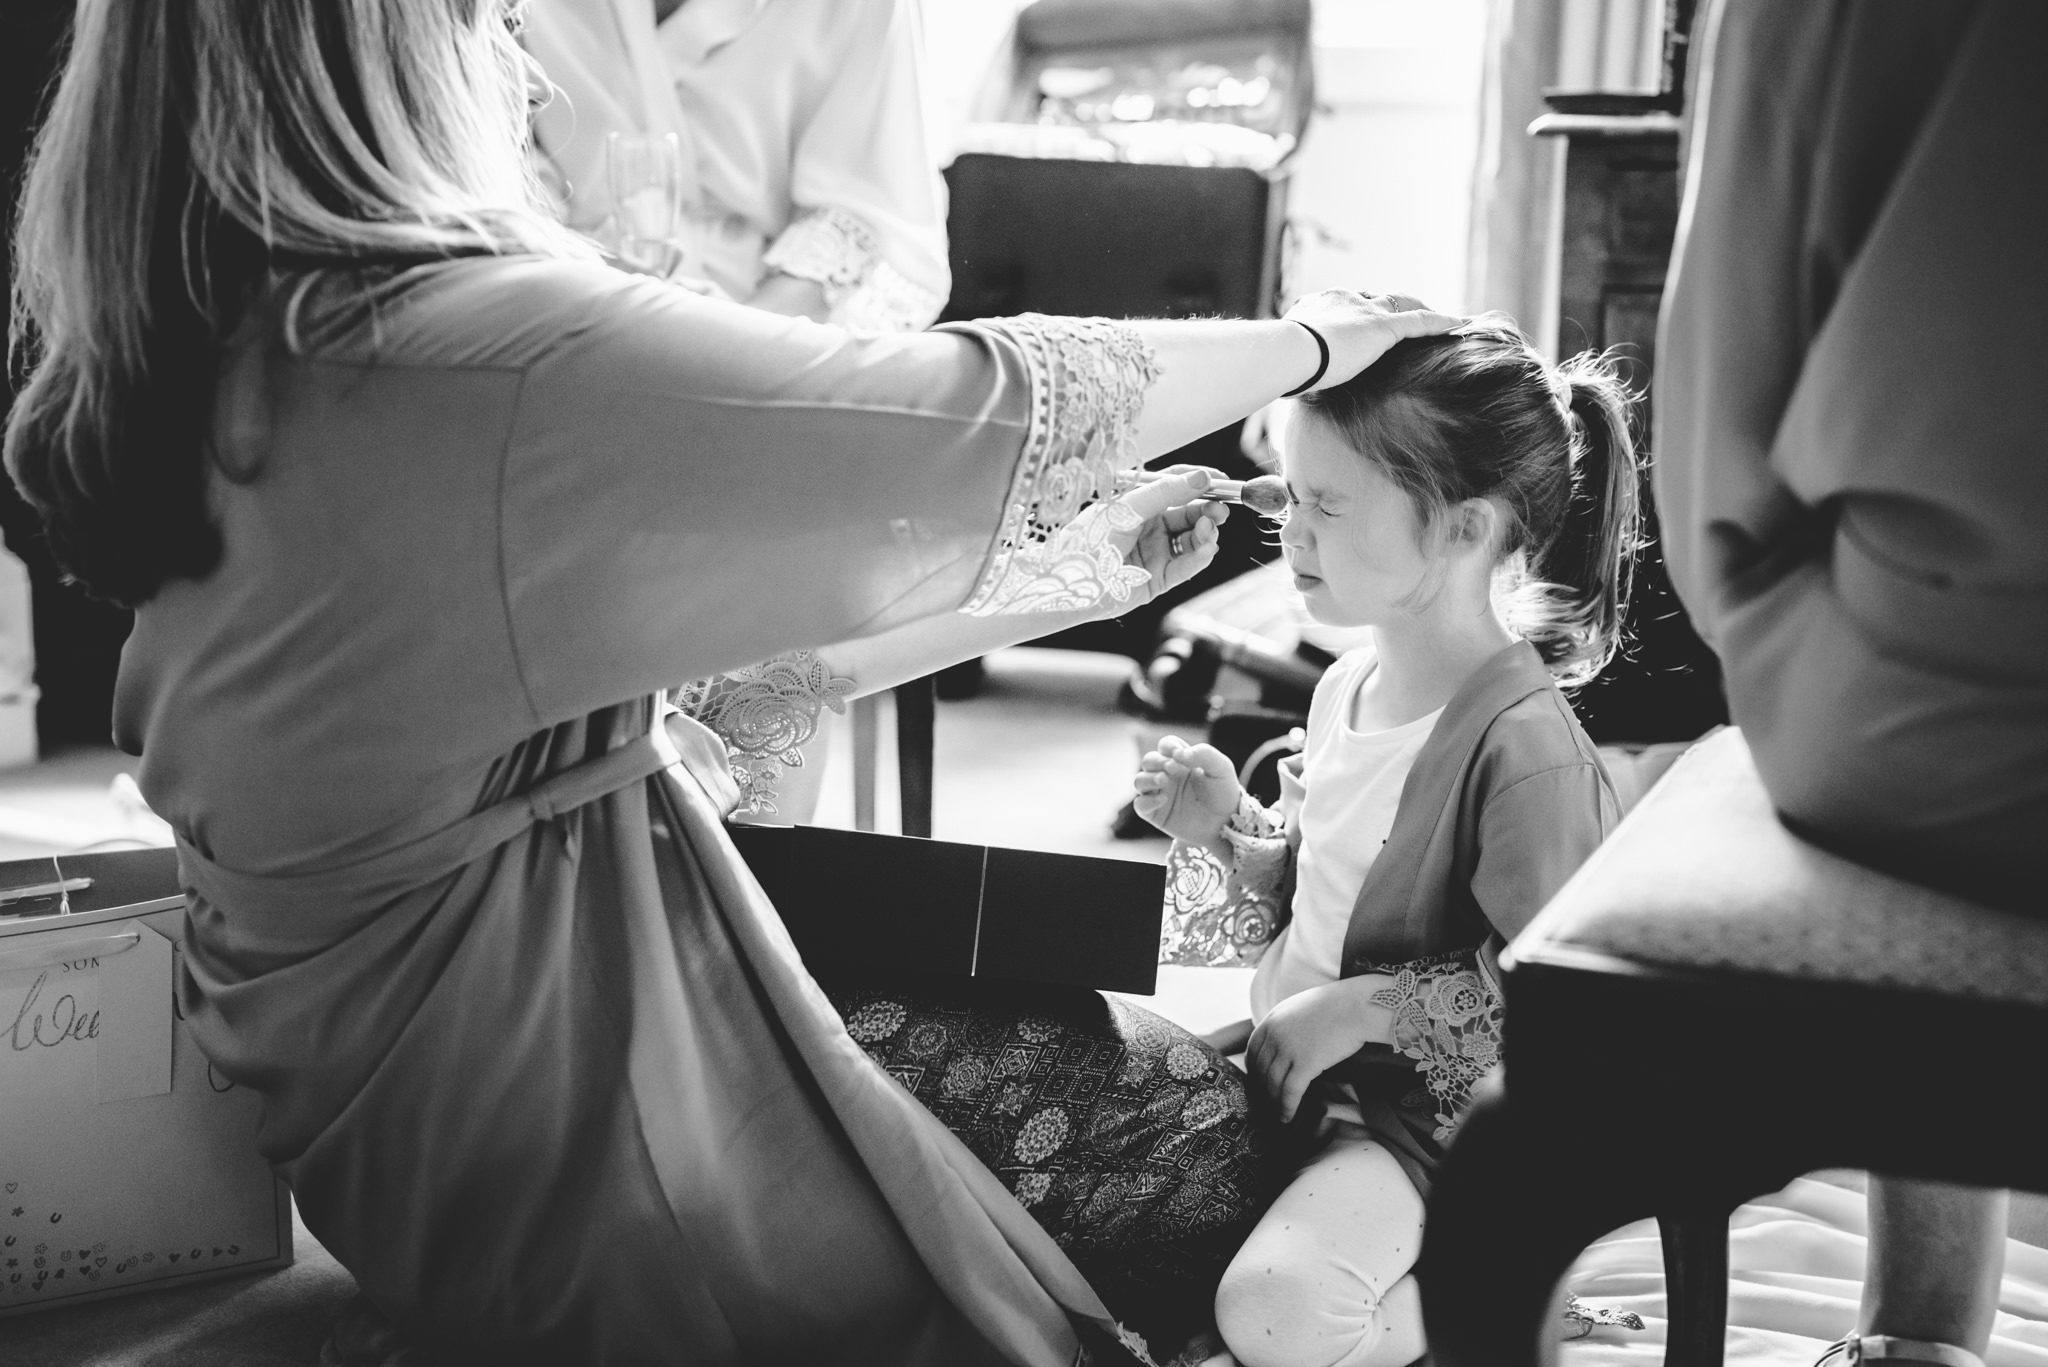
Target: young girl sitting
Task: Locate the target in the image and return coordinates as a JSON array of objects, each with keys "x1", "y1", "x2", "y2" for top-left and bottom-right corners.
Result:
[{"x1": 1134, "y1": 308, "x2": 1641, "y2": 1367}]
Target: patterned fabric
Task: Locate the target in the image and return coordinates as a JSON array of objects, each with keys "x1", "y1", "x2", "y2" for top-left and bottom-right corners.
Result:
[
  {"x1": 822, "y1": 975, "x2": 1281, "y2": 1363},
  {"x1": 762, "y1": 207, "x2": 947, "y2": 334},
  {"x1": 1155, "y1": 798, "x2": 1506, "y2": 1145},
  {"x1": 671, "y1": 650, "x2": 853, "y2": 815},
  {"x1": 1366, "y1": 951, "x2": 1505, "y2": 1143},
  {"x1": 959, "y1": 315, "x2": 1160, "y2": 618},
  {"x1": 1159, "y1": 793, "x2": 1291, "y2": 967},
  {"x1": 762, "y1": 205, "x2": 878, "y2": 293},
  {"x1": 836, "y1": 256, "x2": 948, "y2": 334}
]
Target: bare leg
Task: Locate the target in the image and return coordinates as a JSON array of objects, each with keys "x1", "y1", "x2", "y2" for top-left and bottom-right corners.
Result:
[{"x1": 1862, "y1": 1177, "x2": 2008, "y2": 1361}]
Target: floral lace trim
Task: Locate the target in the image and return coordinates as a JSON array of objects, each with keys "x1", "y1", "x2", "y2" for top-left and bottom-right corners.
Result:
[
  {"x1": 960, "y1": 314, "x2": 1161, "y2": 617},
  {"x1": 762, "y1": 206, "x2": 878, "y2": 292},
  {"x1": 762, "y1": 207, "x2": 947, "y2": 334},
  {"x1": 832, "y1": 256, "x2": 946, "y2": 333},
  {"x1": 672, "y1": 650, "x2": 854, "y2": 815},
  {"x1": 1365, "y1": 950, "x2": 1505, "y2": 1143},
  {"x1": 1159, "y1": 794, "x2": 1289, "y2": 967}
]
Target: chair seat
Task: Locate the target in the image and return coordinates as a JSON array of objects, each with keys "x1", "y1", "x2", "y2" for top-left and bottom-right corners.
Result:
[
  {"x1": 1511, "y1": 727, "x2": 2048, "y2": 1006},
  {"x1": 1419, "y1": 727, "x2": 2048, "y2": 1367}
]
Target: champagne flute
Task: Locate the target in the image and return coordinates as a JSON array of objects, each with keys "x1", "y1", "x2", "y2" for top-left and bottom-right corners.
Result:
[{"x1": 604, "y1": 131, "x2": 683, "y2": 274}]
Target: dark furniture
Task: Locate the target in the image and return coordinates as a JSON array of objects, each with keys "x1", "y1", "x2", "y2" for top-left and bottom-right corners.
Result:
[
  {"x1": 1529, "y1": 108, "x2": 1724, "y2": 746},
  {"x1": 1418, "y1": 729, "x2": 2048, "y2": 1367}
]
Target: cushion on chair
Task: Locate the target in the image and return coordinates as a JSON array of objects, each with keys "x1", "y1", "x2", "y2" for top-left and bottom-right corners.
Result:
[{"x1": 1509, "y1": 728, "x2": 2048, "y2": 1007}]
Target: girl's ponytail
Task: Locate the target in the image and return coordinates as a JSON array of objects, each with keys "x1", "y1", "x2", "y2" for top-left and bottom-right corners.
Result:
[
  {"x1": 1533, "y1": 353, "x2": 1642, "y2": 687},
  {"x1": 1295, "y1": 318, "x2": 1642, "y2": 689}
]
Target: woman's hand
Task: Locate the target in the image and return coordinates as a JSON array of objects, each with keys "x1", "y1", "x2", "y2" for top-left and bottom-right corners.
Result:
[
  {"x1": 1282, "y1": 290, "x2": 1466, "y2": 394},
  {"x1": 1103, "y1": 465, "x2": 1229, "y2": 603},
  {"x1": 1133, "y1": 734, "x2": 1241, "y2": 848},
  {"x1": 1248, "y1": 975, "x2": 1399, "y2": 1123}
]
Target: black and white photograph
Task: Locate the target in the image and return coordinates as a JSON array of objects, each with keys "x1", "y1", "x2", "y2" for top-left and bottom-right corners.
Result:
[{"x1": 2, "y1": 2, "x2": 2044, "y2": 1364}]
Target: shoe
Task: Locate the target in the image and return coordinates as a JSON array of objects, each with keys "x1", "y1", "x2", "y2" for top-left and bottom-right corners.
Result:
[
  {"x1": 1560, "y1": 1292, "x2": 1645, "y2": 1340},
  {"x1": 1814, "y1": 1333, "x2": 1987, "y2": 1367}
]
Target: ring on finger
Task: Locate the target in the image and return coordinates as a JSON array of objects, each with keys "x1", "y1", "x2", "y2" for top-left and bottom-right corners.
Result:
[{"x1": 1168, "y1": 531, "x2": 1190, "y2": 556}]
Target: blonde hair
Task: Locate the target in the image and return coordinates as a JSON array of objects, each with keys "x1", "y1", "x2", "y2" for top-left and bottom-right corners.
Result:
[{"x1": 6, "y1": 0, "x2": 591, "y2": 606}]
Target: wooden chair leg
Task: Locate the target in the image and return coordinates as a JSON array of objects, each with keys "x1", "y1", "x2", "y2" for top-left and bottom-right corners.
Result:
[
  {"x1": 893, "y1": 678, "x2": 935, "y2": 838},
  {"x1": 1659, "y1": 1206, "x2": 1731, "y2": 1367},
  {"x1": 851, "y1": 694, "x2": 879, "y2": 832},
  {"x1": 1422, "y1": 1079, "x2": 1660, "y2": 1367}
]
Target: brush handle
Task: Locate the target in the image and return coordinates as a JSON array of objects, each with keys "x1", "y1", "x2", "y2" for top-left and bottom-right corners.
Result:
[{"x1": 1114, "y1": 470, "x2": 1288, "y2": 515}]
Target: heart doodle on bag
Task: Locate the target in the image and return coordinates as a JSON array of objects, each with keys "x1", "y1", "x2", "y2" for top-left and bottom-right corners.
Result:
[
  {"x1": 168, "y1": 1253, "x2": 180, "y2": 1263},
  {"x1": 95, "y1": 1256, "x2": 106, "y2": 1268},
  {"x1": 3, "y1": 1183, "x2": 15, "y2": 1195}
]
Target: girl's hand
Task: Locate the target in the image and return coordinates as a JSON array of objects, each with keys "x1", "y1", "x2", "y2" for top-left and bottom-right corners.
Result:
[
  {"x1": 1247, "y1": 976, "x2": 1398, "y2": 1123},
  {"x1": 1104, "y1": 465, "x2": 1229, "y2": 602},
  {"x1": 1132, "y1": 735, "x2": 1241, "y2": 847},
  {"x1": 1282, "y1": 290, "x2": 1465, "y2": 393}
]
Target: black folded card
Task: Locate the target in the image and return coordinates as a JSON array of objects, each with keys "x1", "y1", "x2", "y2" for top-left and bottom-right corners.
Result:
[{"x1": 729, "y1": 824, "x2": 1164, "y2": 995}]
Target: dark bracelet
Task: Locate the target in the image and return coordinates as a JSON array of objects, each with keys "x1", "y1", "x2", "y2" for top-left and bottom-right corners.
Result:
[{"x1": 1279, "y1": 319, "x2": 1330, "y2": 397}]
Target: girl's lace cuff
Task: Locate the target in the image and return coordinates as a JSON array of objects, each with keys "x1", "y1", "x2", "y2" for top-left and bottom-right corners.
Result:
[
  {"x1": 956, "y1": 314, "x2": 1161, "y2": 617},
  {"x1": 1158, "y1": 793, "x2": 1290, "y2": 967},
  {"x1": 672, "y1": 650, "x2": 855, "y2": 816},
  {"x1": 1364, "y1": 950, "x2": 1505, "y2": 1143}
]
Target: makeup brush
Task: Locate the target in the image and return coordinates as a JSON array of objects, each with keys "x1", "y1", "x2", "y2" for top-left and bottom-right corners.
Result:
[{"x1": 1115, "y1": 470, "x2": 1288, "y2": 516}]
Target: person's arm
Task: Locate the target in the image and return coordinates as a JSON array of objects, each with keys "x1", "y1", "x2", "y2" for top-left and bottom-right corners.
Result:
[
  {"x1": 1153, "y1": 751, "x2": 1303, "y2": 968},
  {"x1": 678, "y1": 469, "x2": 1227, "y2": 814},
  {"x1": 500, "y1": 274, "x2": 1459, "y2": 728},
  {"x1": 744, "y1": 271, "x2": 831, "y2": 324},
  {"x1": 1355, "y1": 756, "x2": 1619, "y2": 1139},
  {"x1": 811, "y1": 468, "x2": 1224, "y2": 696}
]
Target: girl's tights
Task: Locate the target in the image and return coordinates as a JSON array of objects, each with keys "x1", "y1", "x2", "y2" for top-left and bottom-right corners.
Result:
[{"x1": 1213, "y1": 1131, "x2": 1427, "y2": 1367}]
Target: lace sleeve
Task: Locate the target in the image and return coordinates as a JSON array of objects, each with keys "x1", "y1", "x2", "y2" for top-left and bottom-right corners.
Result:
[
  {"x1": 672, "y1": 650, "x2": 854, "y2": 816},
  {"x1": 1365, "y1": 950, "x2": 1505, "y2": 1143},
  {"x1": 955, "y1": 314, "x2": 1162, "y2": 618},
  {"x1": 761, "y1": 208, "x2": 946, "y2": 334},
  {"x1": 1159, "y1": 793, "x2": 1291, "y2": 967}
]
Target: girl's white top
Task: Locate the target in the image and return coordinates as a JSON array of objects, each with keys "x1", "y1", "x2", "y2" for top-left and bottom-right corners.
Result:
[{"x1": 1250, "y1": 646, "x2": 1442, "y2": 1024}]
